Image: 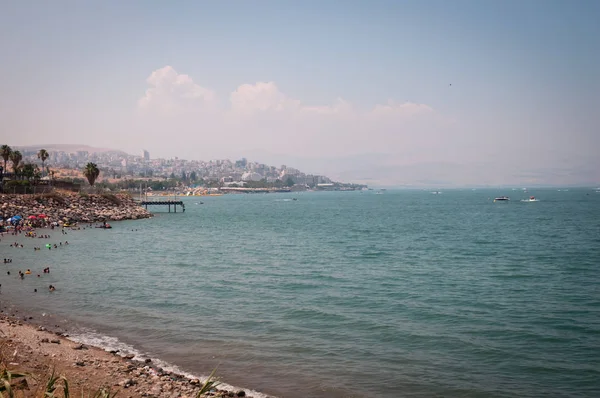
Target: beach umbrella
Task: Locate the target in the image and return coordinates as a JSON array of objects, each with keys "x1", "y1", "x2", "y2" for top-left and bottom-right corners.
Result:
[
  {"x1": 12, "y1": 215, "x2": 22, "y2": 220},
  {"x1": 28, "y1": 215, "x2": 37, "y2": 220},
  {"x1": 38, "y1": 214, "x2": 48, "y2": 218}
]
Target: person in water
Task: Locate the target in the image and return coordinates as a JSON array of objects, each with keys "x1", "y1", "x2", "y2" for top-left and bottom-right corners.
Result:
[{"x1": 49, "y1": 285, "x2": 55, "y2": 292}]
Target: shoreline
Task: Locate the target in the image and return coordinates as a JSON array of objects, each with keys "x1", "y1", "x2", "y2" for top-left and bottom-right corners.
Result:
[
  {"x1": 0, "y1": 218, "x2": 275, "y2": 398},
  {"x1": 1, "y1": 191, "x2": 153, "y2": 226},
  {"x1": 0, "y1": 304, "x2": 270, "y2": 398}
]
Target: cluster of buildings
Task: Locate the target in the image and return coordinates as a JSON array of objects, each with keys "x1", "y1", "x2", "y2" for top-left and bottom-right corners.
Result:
[{"x1": 15, "y1": 148, "x2": 365, "y2": 190}]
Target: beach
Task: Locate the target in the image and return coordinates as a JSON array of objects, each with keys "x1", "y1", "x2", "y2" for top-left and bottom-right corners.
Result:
[
  {"x1": 0, "y1": 192, "x2": 257, "y2": 397},
  {"x1": 1, "y1": 190, "x2": 599, "y2": 397},
  {"x1": 0, "y1": 314, "x2": 248, "y2": 397}
]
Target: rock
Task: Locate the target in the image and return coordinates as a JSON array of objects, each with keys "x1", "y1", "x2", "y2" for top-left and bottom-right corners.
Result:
[
  {"x1": 190, "y1": 379, "x2": 200, "y2": 385},
  {"x1": 150, "y1": 385, "x2": 162, "y2": 396},
  {"x1": 73, "y1": 344, "x2": 87, "y2": 350},
  {"x1": 125, "y1": 354, "x2": 135, "y2": 359},
  {"x1": 75, "y1": 361, "x2": 85, "y2": 367},
  {"x1": 120, "y1": 378, "x2": 137, "y2": 387},
  {"x1": 40, "y1": 338, "x2": 49, "y2": 343},
  {"x1": 236, "y1": 391, "x2": 246, "y2": 397},
  {"x1": 50, "y1": 339, "x2": 60, "y2": 344},
  {"x1": 145, "y1": 358, "x2": 152, "y2": 363}
]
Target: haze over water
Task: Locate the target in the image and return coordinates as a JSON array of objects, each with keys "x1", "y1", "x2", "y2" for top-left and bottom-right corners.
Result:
[{"x1": 3, "y1": 189, "x2": 600, "y2": 397}]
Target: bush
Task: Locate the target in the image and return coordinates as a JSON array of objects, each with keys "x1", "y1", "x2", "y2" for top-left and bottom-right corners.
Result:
[{"x1": 3, "y1": 180, "x2": 30, "y2": 187}]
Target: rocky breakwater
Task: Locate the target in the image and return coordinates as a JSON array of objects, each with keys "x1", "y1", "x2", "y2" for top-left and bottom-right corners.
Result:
[{"x1": 0, "y1": 191, "x2": 153, "y2": 223}]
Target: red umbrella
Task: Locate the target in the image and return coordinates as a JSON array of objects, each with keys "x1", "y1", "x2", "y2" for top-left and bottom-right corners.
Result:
[
  {"x1": 27, "y1": 215, "x2": 37, "y2": 220},
  {"x1": 38, "y1": 214, "x2": 48, "y2": 218}
]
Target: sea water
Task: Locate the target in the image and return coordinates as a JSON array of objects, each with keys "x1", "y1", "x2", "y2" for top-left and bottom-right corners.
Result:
[{"x1": 2, "y1": 189, "x2": 600, "y2": 397}]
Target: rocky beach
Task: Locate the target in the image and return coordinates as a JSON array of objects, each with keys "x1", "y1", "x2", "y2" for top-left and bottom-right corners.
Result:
[
  {"x1": 0, "y1": 191, "x2": 153, "y2": 224},
  {"x1": 0, "y1": 191, "x2": 262, "y2": 397},
  {"x1": 0, "y1": 314, "x2": 251, "y2": 397}
]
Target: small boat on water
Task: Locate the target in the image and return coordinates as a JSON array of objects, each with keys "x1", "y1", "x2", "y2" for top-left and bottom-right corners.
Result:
[
  {"x1": 521, "y1": 196, "x2": 539, "y2": 202},
  {"x1": 494, "y1": 196, "x2": 510, "y2": 202}
]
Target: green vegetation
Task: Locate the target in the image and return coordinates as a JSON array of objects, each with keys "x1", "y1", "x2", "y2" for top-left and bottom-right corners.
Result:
[
  {"x1": 21, "y1": 163, "x2": 41, "y2": 182},
  {"x1": 9, "y1": 150, "x2": 22, "y2": 175},
  {"x1": 196, "y1": 366, "x2": 221, "y2": 397},
  {"x1": 0, "y1": 145, "x2": 12, "y2": 172},
  {"x1": 37, "y1": 149, "x2": 49, "y2": 177},
  {"x1": 83, "y1": 163, "x2": 100, "y2": 187},
  {"x1": 0, "y1": 358, "x2": 220, "y2": 398}
]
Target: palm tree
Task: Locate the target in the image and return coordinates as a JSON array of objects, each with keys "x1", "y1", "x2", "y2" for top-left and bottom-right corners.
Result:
[
  {"x1": 0, "y1": 145, "x2": 12, "y2": 173},
  {"x1": 37, "y1": 149, "x2": 49, "y2": 177},
  {"x1": 83, "y1": 162, "x2": 100, "y2": 187},
  {"x1": 9, "y1": 150, "x2": 22, "y2": 176}
]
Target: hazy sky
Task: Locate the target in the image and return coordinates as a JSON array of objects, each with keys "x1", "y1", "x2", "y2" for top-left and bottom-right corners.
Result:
[{"x1": 1, "y1": 1, "x2": 599, "y2": 185}]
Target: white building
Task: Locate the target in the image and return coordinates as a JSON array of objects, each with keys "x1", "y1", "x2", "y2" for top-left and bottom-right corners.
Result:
[{"x1": 241, "y1": 171, "x2": 263, "y2": 182}]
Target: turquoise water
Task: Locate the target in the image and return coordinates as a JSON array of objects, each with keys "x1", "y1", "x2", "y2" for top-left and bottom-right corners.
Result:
[{"x1": 3, "y1": 189, "x2": 600, "y2": 397}]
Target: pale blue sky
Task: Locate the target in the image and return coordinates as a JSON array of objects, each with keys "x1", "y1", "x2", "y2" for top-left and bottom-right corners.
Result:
[{"x1": 1, "y1": 1, "x2": 598, "y2": 185}]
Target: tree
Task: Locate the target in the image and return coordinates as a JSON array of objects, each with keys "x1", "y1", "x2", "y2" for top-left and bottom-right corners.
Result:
[
  {"x1": 0, "y1": 145, "x2": 12, "y2": 173},
  {"x1": 9, "y1": 150, "x2": 22, "y2": 175},
  {"x1": 21, "y1": 163, "x2": 40, "y2": 182},
  {"x1": 83, "y1": 162, "x2": 100, "y2": 187},
  {"x1": 189, "y1": 171, "x2": 197, "y2": 182},
  {"x1": 285, "y1": 177, "x2": 295, "y2": 187},
  {"x1": 37, "y1": 148, "x2": 49, "y2": 177}
]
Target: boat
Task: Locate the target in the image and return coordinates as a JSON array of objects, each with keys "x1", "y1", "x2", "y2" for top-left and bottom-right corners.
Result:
[
  {"x1": 494, "y1": 196, "x2": 510, "y2": 202},
  {"x1": 521, "y1": 196, "x2": 539, "y2": 202}
]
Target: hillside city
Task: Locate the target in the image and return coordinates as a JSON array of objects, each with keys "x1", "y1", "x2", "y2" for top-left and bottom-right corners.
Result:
[{"x1": 5, "y1": 146, "x2": 366, "y2": 192}]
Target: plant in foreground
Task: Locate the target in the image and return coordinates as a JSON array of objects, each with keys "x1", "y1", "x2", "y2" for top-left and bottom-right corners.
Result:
[
  {"x1": 0, "y1": 367, "x2": 29, "y2": 397},
  {"x1": 196, "y1": 367, "x2": 221, "y2": 397}
]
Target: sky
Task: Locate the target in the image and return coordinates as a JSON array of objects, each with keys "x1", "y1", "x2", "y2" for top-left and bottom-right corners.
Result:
[{"x1": 0, "y1": 0, "x2": 599, "y2": 186}]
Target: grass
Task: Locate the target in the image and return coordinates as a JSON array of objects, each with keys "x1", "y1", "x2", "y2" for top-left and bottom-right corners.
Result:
[
  {"x1": 196, "y1": 366, "x2": 221, "y2": 397},
  {"x1": 0, "y1": 352, "x2": 220, "y2": 398},
  {"x1": 0, "y1": 367, "x2": 29, "y2": 397}
]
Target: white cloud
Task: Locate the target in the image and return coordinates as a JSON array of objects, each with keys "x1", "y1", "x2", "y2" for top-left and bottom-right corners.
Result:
[
  {"x1": 136, "y1": 66, "x2": 440, "y2": 159},
  {"x1": 370, "y1": 100, "x2": 433, "y2": 117},
  {"x1": 139, "y1": 66, "x2": 434, "y2": 121},
  {"x1": 138, "y1": 66, "x2": 215, "y2": 115},
  {"x1": 230, "y1": 81, "x2": 300, "y2": 114}
]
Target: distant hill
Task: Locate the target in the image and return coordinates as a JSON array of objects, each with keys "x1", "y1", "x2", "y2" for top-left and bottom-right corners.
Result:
[{"x1": 13, "y1": 144, "x2": 126, "y2": 155}]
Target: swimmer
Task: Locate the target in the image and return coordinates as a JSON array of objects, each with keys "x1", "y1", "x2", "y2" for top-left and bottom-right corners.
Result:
[{"x1": 49, "y1": 285, "x2": 55, "y2": 292}]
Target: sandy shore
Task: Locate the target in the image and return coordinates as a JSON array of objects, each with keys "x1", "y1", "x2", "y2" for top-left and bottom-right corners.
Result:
[{"x1": 0, "y1": 314, "x2": 252, "y2": 397}]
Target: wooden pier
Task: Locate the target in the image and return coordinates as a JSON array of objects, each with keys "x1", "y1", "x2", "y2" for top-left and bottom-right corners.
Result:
[{"x1": 139, "y1": 199, "x2": 185, "y2": 213}]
